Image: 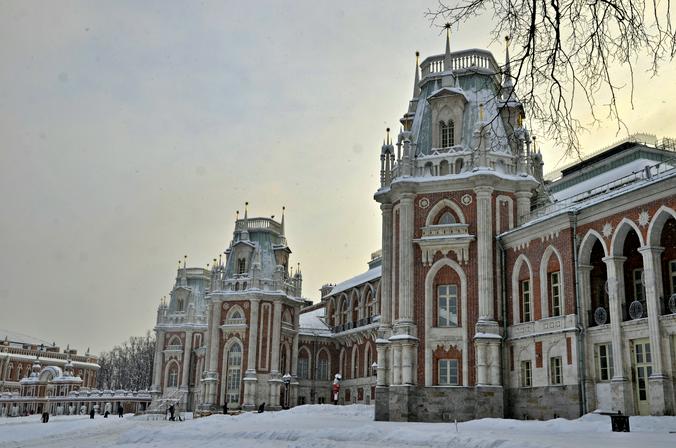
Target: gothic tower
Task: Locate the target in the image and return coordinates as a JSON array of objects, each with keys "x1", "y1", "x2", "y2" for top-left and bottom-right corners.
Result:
[{"x1": 374, "y1": 31, "x2": 542, "y2": 421}]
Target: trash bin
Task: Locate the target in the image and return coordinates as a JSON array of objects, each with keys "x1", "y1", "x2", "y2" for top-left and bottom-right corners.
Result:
[{"x1": 610, "y1": 413, "x2": 630, "y2": 432}]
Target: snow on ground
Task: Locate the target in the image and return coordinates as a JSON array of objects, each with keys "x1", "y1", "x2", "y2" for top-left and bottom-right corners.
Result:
[{"x1": 0, "y1": 405, "x2": 674, "y2": 448}]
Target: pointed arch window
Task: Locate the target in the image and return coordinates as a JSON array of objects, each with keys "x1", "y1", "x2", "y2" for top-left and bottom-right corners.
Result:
[
  {"x1": 167, "y1": 363, "x2": 179, "y2": 388},
  {"x1": 438, "y1": 211, "x2": 456, "y2": 225},
  {"x1": 440, "y1": 120, "x2": 455, "y2": 148},
  {"x1": 237, "y1": 258, "x2": 247, "y2": 275},
  {"x1": 225, "y1": 344, "x2": 242, "y2": 404}
]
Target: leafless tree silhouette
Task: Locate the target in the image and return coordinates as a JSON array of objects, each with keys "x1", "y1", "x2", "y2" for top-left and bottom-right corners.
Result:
[{"x1": 428, "y1": 0, "x2": 676, "y2": 157}]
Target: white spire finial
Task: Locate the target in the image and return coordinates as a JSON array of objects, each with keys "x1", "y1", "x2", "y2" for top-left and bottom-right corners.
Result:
[
  {"x1": 412, "y1": 51, "x2": 421, "y2": 98},
  {"x1": 444, "y1": 23, "x2": 452, "y2": 71}
]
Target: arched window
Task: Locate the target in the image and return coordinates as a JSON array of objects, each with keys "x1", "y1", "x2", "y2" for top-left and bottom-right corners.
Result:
[
  {"x1": 351, "y1": 346, "x2": 360, "y2": 379},
  {"x1": 176, "y1": 298, "x2": 184, "y2": 312},
  {"x1": 298, "y1": 349, "x2": 310, "y2": 379},
  {"x1": 317, "y1": 350, "x2": 329, "y2": 381},
  {"x1": 341, "y1": 299, "x2": 349, "y2": 325},
  {"x1": 437, "y1": 284, "x2": 458, "y2": 327},
  {"x1": 167, "y1": 363, "x2": 179, "y2": 388},
  {"x1": 225, "y1": 344, "x2": 242, "y2": 404},
  {"x1": 438, "y1": 211, "x2": 456, "y2": 225},
  {"x1": 440, "y1": 120, "x2": 455, "y2": 148},
  {"x1": 455, "y1": 158, "x2": 464, "y2": 173},
  {"x1": 364, "y1": 345, "x2": 372, "y2": 378},
  {"x1": 521, "y1": 279, "x2": 532, "y2": 322},
  {"x1": 237, "y1": 258, "x2": 246, "y2": 275}
]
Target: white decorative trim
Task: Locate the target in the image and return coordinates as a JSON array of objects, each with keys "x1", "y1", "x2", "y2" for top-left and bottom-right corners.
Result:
[{"x1": 423, "y1": 257, "x2": 469, "y2": 387}]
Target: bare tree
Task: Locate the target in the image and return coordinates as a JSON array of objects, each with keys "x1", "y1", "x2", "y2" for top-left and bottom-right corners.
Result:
[
  {"x1": 96, "y1": 331, "x2": 156, "y2": 391},
  {"x1": 428, "y1": 0, "x2": 676, "y2": 157}
]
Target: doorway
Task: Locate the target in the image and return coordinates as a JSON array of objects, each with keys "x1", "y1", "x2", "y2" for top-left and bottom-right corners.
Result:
[{"x1": 632, "y1": 338, "x2": 652, "y2": 415}]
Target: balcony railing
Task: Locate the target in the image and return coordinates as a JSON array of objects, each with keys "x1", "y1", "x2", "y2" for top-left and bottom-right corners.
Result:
[
  {"x1": 420, "y1": 49, "x2": 500, "y2": 78},
  {"x1": 331, "y1": 315, "x2": 376, "y2": 334},
  {"x1": 235, "y1": 217, "x2": 283, "y2": 234},
  {"x1": 421, "y1": 223, "x2": 470, "y2": 238}
]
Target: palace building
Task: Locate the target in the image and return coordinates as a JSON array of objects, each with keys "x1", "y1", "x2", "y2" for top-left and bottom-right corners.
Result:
[{"x1": 151, "y1": 31, "x2": 676, "y2": 420}]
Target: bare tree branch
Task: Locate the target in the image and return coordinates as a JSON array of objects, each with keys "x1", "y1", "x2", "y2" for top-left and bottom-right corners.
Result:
[{"x1": 427, "y1": 0, "x2": 676, "y2": 157}]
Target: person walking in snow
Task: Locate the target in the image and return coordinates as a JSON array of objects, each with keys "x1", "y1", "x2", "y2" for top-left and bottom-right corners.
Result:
[
  {"x1": 89, "y1": 408, "x2": 95, "y2": 419},
  {"x1": 117, "y1": 404, "x2": 124, "y2": 418},
  {"x1": 169, "y1": 404, "x2": 175, "y2": 421}
]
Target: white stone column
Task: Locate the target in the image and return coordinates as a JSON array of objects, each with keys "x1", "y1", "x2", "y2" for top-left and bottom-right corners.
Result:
[
  {"x1": 151, "y1": 330, "x2": 165, "y2": 393},
  {"x1": 268, "y1": 301, "x2": 283, "y2": 408},
  {"x1": 475, "y1": 186, "x2": 494, "y2": 322},
  {"x1": 489, "y1": 342, "x2": 501, "y2": 385},
  {"x1": 476, "y1": 342, "x2": 488, "y2": 386},
  {"x1": 398, "y1": 193, "x2": 415, "y2": 324},
  {"x1": 401, "y1": 342, "x2": 414, "y2": 385},
  {"x1": 206, "y1": 301, "x2": 222, "y2": 406},
  {"x1": 246, "y1": 299, "x2": 260, "y2": 374},
  {"x1": 181, "y1": 331, "x2": 193, "y2": 389},
  {"x1": 515, "y1": 191, "x2": 532, "y2": 226},
  {"x1": 380, "y1": 203, "x2": 393, "y2": 328},
  {"x1": 391, "y1": 344, "x2": 402, "y2": 385},
  {"x1": 603, "y1": 255, "x2": 634, "y2": 414},
  {"x1": 375, "y1": 342, "x2": 389, "y2": 387},
  {"x1": 639, "y1": 246, "x2": 669, "y2": 415},
  {"x1": 578, "y1": 264, "x2": 593, "y2": 328}
]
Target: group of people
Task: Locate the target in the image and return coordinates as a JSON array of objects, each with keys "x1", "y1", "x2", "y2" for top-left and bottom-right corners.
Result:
[{"x1": 40, "y1": 404, "x2": 124, "y2": 423}]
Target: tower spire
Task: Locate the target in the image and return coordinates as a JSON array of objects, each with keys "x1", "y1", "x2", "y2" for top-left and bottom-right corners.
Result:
[
  {"x1": 444, "y1": 23, "x2": 452, "y2": 71},
  {"x1": 281, "y1": 206, "x2": 286, "y2": 235},
  {"x1": 502, "y1": 36, "x2": 515, "y2": 99},
  {"x1": 412, "y1": 51, "x2": 421, "y2": 98}
]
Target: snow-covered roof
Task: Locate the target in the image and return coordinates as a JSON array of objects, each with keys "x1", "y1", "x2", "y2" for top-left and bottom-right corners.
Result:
[
  {"x1": 329, "y1": 265, "x2": 381, "y2": 297},
  {"x1": 298, "y1": 307, "x2": 330, "y2": 336},
  {"x1": 551, "y1": 158, "x2": 672, "y2": 201}
]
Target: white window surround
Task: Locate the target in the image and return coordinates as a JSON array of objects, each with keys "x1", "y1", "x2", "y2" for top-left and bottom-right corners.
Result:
[
  {"x1": 539, "y1": 246, "x2": 565, "y2": 319},
  {"x1": 512, "y1": 254, "x2": 533, "y2": 325},
  {"x1": 424, "y1": 257, "x2": 469, "y2": 387}
]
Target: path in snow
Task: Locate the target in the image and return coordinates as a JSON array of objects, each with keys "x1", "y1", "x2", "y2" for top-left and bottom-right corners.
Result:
[{"x1": 0, "y1": 405, "x2": 674, "y2": 448}]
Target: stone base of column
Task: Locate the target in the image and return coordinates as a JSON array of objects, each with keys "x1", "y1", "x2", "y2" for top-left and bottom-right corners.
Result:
[
  {"x1": 610, "y1": 377, "x2": 635, "y2": 415},
  {"x1": 268, "y1": 377, "x2": 283, "y2": 409},
  {"x1": 648, "y1": 375, "x2": 671, "y2": 415},
  {"x1": 242, "y1": 375, "x2": 258, "y2": 411},
  {"x1": 374, "y1": 386, "x2": 390, "y2": 421},
  {"x1": 387, "y1": 385, "x2": 414, "y2": 422},
  {"x1": 583, "y1": 379, "x2": 596, "y2": 413}
]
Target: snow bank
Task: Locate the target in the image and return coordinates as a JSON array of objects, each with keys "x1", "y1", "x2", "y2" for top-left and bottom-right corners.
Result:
[{"x1": 1, "y1": 406, "x2": 675, "y2": 448}]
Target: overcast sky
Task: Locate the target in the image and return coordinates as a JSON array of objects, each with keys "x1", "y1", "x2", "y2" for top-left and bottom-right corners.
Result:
[{"x1": 2, "y1": 1, "x2": 676, "y2": 354}]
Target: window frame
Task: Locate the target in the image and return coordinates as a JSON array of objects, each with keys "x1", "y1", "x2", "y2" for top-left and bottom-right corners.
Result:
[
  {"x1": 550, "y1": 271, "x2": 561, "y2": 317},
  {"x1": 437, "y1": 284, "x2": 459, "y2": 327},
  {"x1": 237, "y1": 258, "x2": 247, "y2": 275},
  {"x1": 225, "y1": 344, "x2": 243, "y2": 404},
  {"x1": 520, "y1": 360, "x2": 532, "y2": 388},
  {"x1": 669, "y1": 260, "x2": 676, "y2": 295},
  {"x1": 438, "y1": 359, "x2": 459, "y2": 386},
  {"x1": 521, "y1": 279, "x2": 532, "y2": 322},
  {"x1": 633, "y1": 268, "x2": 644, "y2": 301},
  {"x1": 595, "y1": 343, "x2": 614, "y2": 382},
  {"x1": 439, "y1": 120, "x2": 455, "y2": 148},
  {"x1": 550, "y1": 356, "x2": 562, "y2": 385}
]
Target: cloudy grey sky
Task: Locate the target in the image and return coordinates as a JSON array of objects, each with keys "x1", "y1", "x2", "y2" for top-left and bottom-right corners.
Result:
[{"x1": 2, "y1": 1, "x2": 675, "y2": 354}]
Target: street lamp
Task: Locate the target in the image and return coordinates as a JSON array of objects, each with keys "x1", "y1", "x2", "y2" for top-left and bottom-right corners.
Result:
[
  {"x1": 371, "y1": 362, "x2": 378, "y2": 377},
  {"x1": 282, "y1": 373, "x2": 292, "y2": 409}
]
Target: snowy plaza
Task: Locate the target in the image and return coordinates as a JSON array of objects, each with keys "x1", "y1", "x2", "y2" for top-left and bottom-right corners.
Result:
[{"x1": 0, "y1": 405, "x2": 675, "y2": 448}]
